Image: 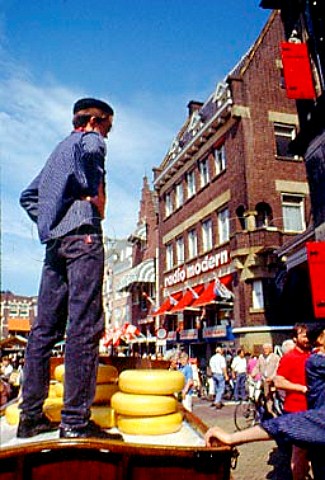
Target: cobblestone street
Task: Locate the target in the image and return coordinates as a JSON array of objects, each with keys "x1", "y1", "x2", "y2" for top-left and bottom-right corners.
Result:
[{"x1": 192, "y1": 397, "x2": 294, "y2": 480}]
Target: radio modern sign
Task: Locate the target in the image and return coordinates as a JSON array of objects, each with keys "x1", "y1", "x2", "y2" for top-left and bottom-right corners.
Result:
[{"x1": 164, "y1": 249, "x2": 229, "y2": 288}]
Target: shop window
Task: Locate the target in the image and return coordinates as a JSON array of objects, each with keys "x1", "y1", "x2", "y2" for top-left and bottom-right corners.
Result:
[
  {"x1": 176, "y1": 237, "x2": 184, "y2": 265},
  {"x1": 281, "y1": 194, "x2": 305, "y2": 232},
  {"x1": 214, "y1": 144, "x2": 226, "y2": 175},
  {"x1": 186, "y1": 170, "x2": 196, "y2": 198},
  {"x1": 252, "y1": 280, "x2": 264, "y2": 310},
  {"x1": 188, "y1": 229, "x2": 198, "y2": 259},
  {"x1": 218, "y1": 207, "x2": 230, "y2": 244},
  {"x1": 199, "y1": 158, "x2": 210, "y2": 188},
  {"x1": 274, "y1": 123, "x2": 297, "y2": 158},
  {"x1": 166, "y1": 243, "x2": 174, "y2": 270},
  {"x1": 255, "y1": 202, "x2": 273, "y2": 228},
  {"x1": 175, "y1": 182, "x2": 184, "y2": 209},
  {"x1": 202, "y1": 218, "x2": 213, "y2": 252}
]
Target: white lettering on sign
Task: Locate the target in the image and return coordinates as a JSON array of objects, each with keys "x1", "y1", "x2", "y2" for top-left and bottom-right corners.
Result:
[{"x1": 164, "y1": 250, "x2": 229, "y2": 288}]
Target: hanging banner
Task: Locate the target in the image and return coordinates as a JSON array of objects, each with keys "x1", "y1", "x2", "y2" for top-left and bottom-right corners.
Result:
[
  {"x1": 306, "y1": 242, "x2": 325, "y2": 318},
  {"x1": 281, "y1": 42, "x2": 316, "y2": 100}
]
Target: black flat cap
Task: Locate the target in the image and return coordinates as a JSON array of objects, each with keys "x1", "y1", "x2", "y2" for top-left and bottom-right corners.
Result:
[
  {"x1": 73, "y1": 98, "x2": 114, "y2": 115},
  {"x1": 306, "y1": 323, "x2": 325, "y2": 345}
]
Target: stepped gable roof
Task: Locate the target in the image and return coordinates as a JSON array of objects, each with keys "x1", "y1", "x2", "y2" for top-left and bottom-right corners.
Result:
[{"x1": 157, "y1": 11, "x2": 278, "y2": 177}]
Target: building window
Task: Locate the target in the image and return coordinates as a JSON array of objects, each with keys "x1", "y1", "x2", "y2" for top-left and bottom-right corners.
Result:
[
  {"x1": 186, "y1": 170, "x2": 196, "y2": 198},
  {"x1": 175, "y1": 182, "x2": 184, "y2": 209},
  {"x1": 214, "y1": 145, "x2": 226, "y2": 175},
  {"x1": 8, "y1": 302, "x2": 18, "y2": 317},
  {"x1": 252, "y1": 280, "x2": 264, "y2": 310},
  {"x1": 274, "y1": 123, "x2": 297, "y2": 158},
  {"x1": 202, "y1": 219, "x2": 213, "y2": 252},
  {"x1": 199, "y1": 158, "x2": 210, "y2": 188},
  {"x1": 165, "y1": 192, "x2": 173, "y2": 217},
  {"x1": 176, "y1": 237, "x2": 184, "y2": 265},
  {"x1": 166, "y1": 243, "x2": 174, "y2": 270},
  {"x1": 255, "y1": 202, "x2": 273, "y2": 228},
  {"x1": 218, "y1": 207, "x2": 230, "y2": 244},
  {"x1": 282, "y1": 194, "x2": 305, "y2": 232},
  {"x1": 188, "y1": 229, "x2": 198, "y2": 259},
  {"x1": 19, "y1": 304, "x2": 29, "y2": 317}
]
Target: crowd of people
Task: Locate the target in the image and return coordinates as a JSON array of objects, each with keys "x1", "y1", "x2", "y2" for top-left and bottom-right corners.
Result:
[
  {"x1": 204, "y1": 341, "x2": 282, "y2": 414},
  {"x1": 205, "y1": 323, "x2": 325, "y2": 480},
  {"x1": 0, "y1": 354, "x2": 24, "y2": 407}
]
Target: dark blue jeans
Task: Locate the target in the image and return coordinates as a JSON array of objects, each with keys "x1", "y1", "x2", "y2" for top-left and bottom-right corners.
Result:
[
  {"x1": 20, "y1": 229, "x2": 104, "y2": 428},
  {"x1": 234, "y1": 373, "x2": 247, "y2": 401}
]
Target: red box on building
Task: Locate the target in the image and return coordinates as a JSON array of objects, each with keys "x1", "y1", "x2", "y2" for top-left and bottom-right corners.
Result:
[
  {"x1": 306, "y1": 242, "x2": 325, "y2": 318},
  {"x1": 281, "y1": 42, "x2": 316, "y2": 100}
]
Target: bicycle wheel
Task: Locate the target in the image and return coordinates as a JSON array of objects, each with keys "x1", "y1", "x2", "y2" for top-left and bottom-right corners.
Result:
[{"x1": 234, "y1": 400, "x2": 258, "y2": 431}]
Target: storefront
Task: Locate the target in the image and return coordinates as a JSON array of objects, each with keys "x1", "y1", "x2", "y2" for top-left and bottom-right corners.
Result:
[{"x1": 153, "y1": 248, "x2": 235, "y2": 360}]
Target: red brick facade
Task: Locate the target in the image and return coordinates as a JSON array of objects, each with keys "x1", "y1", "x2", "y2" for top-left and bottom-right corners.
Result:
[{"x1": 153, "y1": 12, "x2": 310, "y2": 351}]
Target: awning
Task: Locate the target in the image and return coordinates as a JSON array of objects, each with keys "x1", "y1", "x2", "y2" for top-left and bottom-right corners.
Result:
[
  {"x1": 7, "y1": 318, "x2": 31, "y2": 332},
  {"x1": 101, "y1": 323, "x2": 145, "y2": 347},
  {"x1": 128, "y1": 223, "x2": 147, "y2": 243},
  {"x1": 152, "y1": 292, "x2": 183, "y2": 316},
  {"x1": 0, "y1": 335, "x2": 28, "y2": 349},
  {"x1": 169, "y1": 284, "x2": 205, "y2": 313},
  {"x1": 192, "y1": 274, "x2": 233, "y2": 307},
  {"x1": 117, "y1": 259, "x2": 155, "y2": 291}
]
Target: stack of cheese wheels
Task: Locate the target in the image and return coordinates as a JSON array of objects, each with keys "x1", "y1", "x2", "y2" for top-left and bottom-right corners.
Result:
[
  {"x1": 111, "y1": 369, "x2": 185, "y2": 435},
  {"x1": 44, "y1": 363, "x2": 119, "y2": 428},
  {"x1": 5, "y1": 364, "x2": 119, "y2": 428},
  {"x1": 5, "y1": 363, "x2": 120, "y2": 428}
]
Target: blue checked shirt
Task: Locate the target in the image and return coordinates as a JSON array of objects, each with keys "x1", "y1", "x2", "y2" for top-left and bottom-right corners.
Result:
[{"x1": 20, "y1": 131, "x2": 106, "y2": 243}]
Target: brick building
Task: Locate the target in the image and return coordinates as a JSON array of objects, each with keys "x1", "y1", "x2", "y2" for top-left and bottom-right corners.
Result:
[
  {"x1": 0, "y1": 291, "x2": 37, "y2": 340},
  {"x1": 152, "y1": 11, "x2": 310, "y2": 356},
  {"x1": 116, "y1": 177, "x2": 158, "y2": 351},
  {"x1": 260, "y1": 1, "x2": 325, "y2": 324}
]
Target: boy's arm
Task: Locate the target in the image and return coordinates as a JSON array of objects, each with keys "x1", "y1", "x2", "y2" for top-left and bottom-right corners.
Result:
[{"x1": 19, "y1": 172, "x2": 42, "y2": 222}]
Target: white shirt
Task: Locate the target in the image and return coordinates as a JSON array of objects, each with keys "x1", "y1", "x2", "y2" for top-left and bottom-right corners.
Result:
[
  {"x1": 209, "y1": 353, "x2": 226, "y2": 374},
  {"x1": 231, "y1": 356, "x2": 247, "y2": 374}
]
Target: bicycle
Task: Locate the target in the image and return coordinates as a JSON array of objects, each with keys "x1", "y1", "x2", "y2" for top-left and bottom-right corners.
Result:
[{"x1": 234, "y1": 380, "x2": 282, "y2": 431}]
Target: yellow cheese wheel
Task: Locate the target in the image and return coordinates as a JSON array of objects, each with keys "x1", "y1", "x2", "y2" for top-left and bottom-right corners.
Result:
[
  {"x1": 53, "y1": 381, "x2": 64, "y2": 398},
  {"x1": 93, "y1": 383, "x2": 119, "y2": 405},
  {"x1": 52, "y1": 382, "x2": 119, "y2": 404},
  {"x1": 43, "y1": 397, "x2": 63, "y2": 423},
  {"x1": 48, "y1": 382, "x2": 59, "y2": 399},
  {"x1": 117, "y1": 411, "x2": 183, "y2": 435},
  {"x1": 53, "y1": 364, "x2": 65, "y2": 382},
  {"x1": 96, "y1": 364, "x2": 119, "y2": 384},
  {"x1": 42, "y1": 399, "x2": 118, "y2": 425},
  {"x1": 90, "y1": 406, "x2": 116, "y2": 429},
  {"x1": 54, "y1": 364, "x2": 118, "y2": 384},
  {"x1": 111, "y1": 391, "x2": 178, "y2": 416},
  {"x1": 5, "y1": 402, "x2": 20, "y2": 426},
  {"x1": 119, "y1": 370, "x2": 185, "y2": 395}
]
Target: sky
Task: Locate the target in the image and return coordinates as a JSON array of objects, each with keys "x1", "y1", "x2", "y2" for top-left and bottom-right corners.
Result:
[{"x1": 0, "y1": 0, "x2": 270, "y2": 296}]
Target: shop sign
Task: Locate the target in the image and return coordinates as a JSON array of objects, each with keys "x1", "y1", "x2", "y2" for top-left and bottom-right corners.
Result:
[
  {"x1": 203, "y1": 325, "x2": 227, "y2": 339},
  {"x1": 167, "y1": 331, "x2": 177, "y2": 341},
  {"x1": 179, "y1": 329, "x2": 198, "y2": 340},
  {"x1": 164, "y1": 249, "x2": 229, "y2": 288}
]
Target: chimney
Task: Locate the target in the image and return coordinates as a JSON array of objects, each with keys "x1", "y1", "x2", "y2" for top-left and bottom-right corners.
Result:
[{"x1": 187, "y1": 100, "x2": 203, "y2": 117}]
